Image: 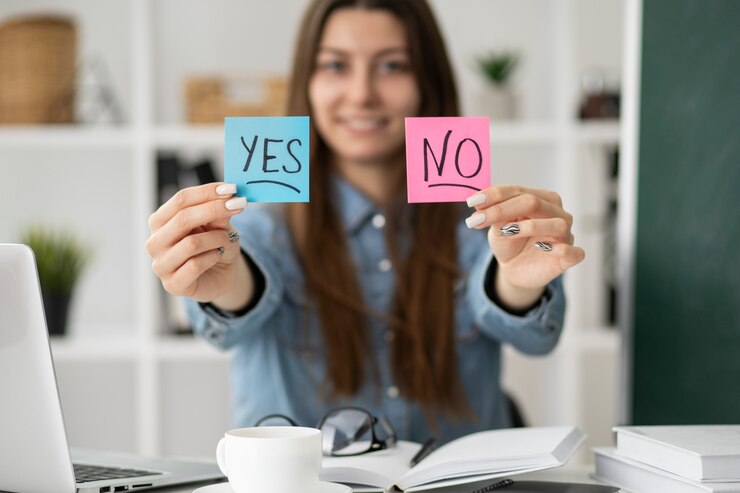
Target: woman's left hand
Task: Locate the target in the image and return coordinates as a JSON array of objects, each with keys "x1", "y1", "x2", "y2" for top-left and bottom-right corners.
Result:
[{"x1": 465, "y1": 185, "x2": 585, "y2": 296}]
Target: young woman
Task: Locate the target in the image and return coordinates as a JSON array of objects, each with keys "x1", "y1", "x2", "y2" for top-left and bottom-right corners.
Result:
[{"x1": 146, "y1": 0, "x2": 584, "y2": 444}]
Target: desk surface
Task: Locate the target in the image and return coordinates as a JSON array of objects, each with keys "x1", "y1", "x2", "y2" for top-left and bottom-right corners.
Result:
[{"x1": 155, "y1": 464, "x2": 625, "y2": 493}]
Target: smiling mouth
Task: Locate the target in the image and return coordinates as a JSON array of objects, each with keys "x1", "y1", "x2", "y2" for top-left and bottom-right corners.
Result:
[{"x1": 339, "y1": 117, "x2": 387, "y2": 131}]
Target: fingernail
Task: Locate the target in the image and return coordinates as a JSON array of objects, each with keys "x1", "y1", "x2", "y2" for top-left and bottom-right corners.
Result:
[
  {"x1": 466, "y1": 193, "x2": 486, "y2": 208},
  {"x1": 534, "y1": 241, "x2": 553, "y2": 252},
  {"x1": 216, "y1": 183, "x2": 237, "y2": 196},
  {"x1": 465, "y1": 212, "x2": 486, "y2": 229},
  {"x1": 225, "y1": 197, "x2": 247, "y2": 210},
  {"x1": 500, "y1": 224, "x2": 520, "y2": 236}
]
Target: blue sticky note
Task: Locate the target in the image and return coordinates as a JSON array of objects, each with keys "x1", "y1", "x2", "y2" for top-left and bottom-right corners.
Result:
[{"x1": 224, "y1": 116, "x2": 310, "y2": 203}]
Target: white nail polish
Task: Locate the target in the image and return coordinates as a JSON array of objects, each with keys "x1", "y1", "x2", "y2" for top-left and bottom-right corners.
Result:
[
  {"x1": 216, "y1": 183, "x2": 237, "y2": 195},
  {"x1": 465, "y1": 212, "x2": 486, "y2": 229},
  {"x1": 466, "y1": 193, "x2": 486, "y2": 207},
  {"x1": 225, "y1": 197, "x2": 247, "y2": 210}
]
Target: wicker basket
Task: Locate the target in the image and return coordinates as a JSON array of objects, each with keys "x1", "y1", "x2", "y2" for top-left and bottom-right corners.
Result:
[
  {"x1": 185, "y1": 75, "x2": 287, "y2": 124},
  {"x1": 0, "y1": 15, "x2": 77, "y2": 124}
]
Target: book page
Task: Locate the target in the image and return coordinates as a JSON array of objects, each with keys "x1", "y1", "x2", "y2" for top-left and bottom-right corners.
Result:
[
  {"x1": 321, "y1": 441, "x2": 422, "y2": 489},
  {"x1": 398, "y1": 427, "x2": 582, "y2": 489}
]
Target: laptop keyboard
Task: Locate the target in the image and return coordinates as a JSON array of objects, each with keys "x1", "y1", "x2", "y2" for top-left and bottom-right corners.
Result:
[{"x1": 74, "y1": 463, "x2": 163, "y2": 484}]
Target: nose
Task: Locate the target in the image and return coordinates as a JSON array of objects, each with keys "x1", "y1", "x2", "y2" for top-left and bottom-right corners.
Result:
[{"x1": 346, "y1": 66, "x2": 376, "y2": 105}]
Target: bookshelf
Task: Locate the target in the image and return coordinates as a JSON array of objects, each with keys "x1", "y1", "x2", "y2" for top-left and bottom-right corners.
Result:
[{"x1": 0, "y1": 0, "x2": 626, "y2": 461}]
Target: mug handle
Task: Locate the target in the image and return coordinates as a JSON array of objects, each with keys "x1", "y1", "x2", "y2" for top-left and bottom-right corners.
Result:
[{"x1": 216, "y1": 437, "x2": 228, "y2": 476}]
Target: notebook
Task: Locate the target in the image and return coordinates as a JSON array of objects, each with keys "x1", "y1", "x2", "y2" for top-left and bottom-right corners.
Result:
[{"x1": 0, "y1": 244, "x2": 224, "y2": 493}]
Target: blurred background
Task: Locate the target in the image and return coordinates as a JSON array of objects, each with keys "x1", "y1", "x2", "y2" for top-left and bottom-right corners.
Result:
[
  {"x1": 2, "y1": 0, "x2": 733, "y2": 465},
  {"x1": 0, "y1": 0, "x2": 624, "y2": 462}
]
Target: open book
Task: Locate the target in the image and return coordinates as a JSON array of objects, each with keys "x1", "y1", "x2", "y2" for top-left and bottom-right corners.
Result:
[{"x1": 320, "y1": 426, "x2": 585, "y2": 492}]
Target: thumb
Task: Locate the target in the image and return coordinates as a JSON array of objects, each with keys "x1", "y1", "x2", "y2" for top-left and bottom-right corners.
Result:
[{"x1": 558, "y1": 245, "x2": 586, "y2": 270}]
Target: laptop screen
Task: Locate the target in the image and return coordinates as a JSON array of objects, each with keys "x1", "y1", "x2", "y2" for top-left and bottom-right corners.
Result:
[{"x1": 0, "y1": 244, "x2": 77, "y2": 492}]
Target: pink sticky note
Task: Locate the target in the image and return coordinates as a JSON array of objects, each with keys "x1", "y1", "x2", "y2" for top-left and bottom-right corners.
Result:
[{"x1": 405, "y1": 117, "x2": 490, "y2": 203}]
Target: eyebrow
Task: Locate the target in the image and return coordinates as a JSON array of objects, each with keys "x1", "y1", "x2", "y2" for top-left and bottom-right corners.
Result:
[{"x1": 316, "y1": 46, "x2": 409, "y2": 57}]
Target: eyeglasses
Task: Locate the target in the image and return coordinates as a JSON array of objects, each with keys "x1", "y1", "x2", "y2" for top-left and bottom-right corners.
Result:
[{"x1": 255, "y1": 406, "x2": 397, "y2": 457}]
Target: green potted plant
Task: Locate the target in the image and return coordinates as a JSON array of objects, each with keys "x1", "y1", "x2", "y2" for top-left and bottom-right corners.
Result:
[
  {"x1": 475, "y1": 51, "x2": 519, "y2": 120},
  {"x1": 21, "y1": 226, "x2": 91, "y2": 336}
]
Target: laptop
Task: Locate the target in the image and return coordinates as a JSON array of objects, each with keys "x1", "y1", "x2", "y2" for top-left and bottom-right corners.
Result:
[{"x1": 0, "y1": 244, "x2": 224, "y2": 493}]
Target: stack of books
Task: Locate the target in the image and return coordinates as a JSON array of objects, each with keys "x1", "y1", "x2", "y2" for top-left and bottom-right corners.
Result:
[{"x1": 594, "y1": 425, "x2": 740, "y2": 493}]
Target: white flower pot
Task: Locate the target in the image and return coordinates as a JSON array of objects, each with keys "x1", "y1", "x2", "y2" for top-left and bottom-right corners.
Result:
[{"x1": 478, "y1": 86, "x2": 517, "y2": 121}]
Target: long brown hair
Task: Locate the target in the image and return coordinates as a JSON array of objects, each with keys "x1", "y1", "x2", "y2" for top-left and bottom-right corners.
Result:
[{"x1": 285, "y1": 0, "x2": 471, "y2": 421}]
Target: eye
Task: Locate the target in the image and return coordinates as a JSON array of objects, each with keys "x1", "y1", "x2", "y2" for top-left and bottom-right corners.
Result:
[
  {"x1": 378, "y1": 60, "x2": 409, "y2": 74},
  {"x1": 317, "y1": 59, "x2": 347, "y2": 73}
]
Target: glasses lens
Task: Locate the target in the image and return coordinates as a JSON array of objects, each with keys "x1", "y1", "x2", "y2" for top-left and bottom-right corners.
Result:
[
  {"x1": 256, "y1": 415, "x2": 295, "y2": 427},
  {"x1": 376, "y1": 415, "x2": 397, "y2": 445},
  {"x1": 320, "y1": 409, "x2": 373, "y2": 456}
]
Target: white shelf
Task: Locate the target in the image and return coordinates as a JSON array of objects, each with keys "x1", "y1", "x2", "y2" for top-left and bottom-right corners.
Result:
[
  {"x1": 0, "y1": 121, "x2": 619, "y2": 150},
  {"x1": 155, "y1": 337, "x2": 229, "y2": 361},
  {"x1": 153, "y1": 125, "x2": 224, "y2": 149},
  {"x1": 158, "y1": 122, "x2": 566, "y2": 148},
  {"x1": 0, "y1": 122, "x2": 619, "y2": 150},
  {"x1": 50, "y1": 337, "x2": 139, "y2": 361},
  {"x1": 49, "y1": 336, "x2": 229, "y2": 361},
  {"x1": 490, "y1": 122, "x2": 559, "y2": 144},
  {"x1": 571, "y1": 121, "x2": 621, "y2": 145},
  {"x1": 0, "y1": 126, "x2": 135, "y2": 148},
  {"x1": 490, "y1": 121, "x2": 621, "y2": 146}
]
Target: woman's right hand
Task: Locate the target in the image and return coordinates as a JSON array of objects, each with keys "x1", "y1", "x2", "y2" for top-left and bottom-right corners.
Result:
[{"x1": 145, "y1": 182, "x2": 250, "y2": 305}]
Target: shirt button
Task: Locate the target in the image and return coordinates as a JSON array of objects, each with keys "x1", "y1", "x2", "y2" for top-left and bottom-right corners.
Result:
[
  {"x1": 372, "y1": 214, "x2": 386, "y2": 229},
  {"x1": 387, "y1": 386, "x2": 399, "y2": 398},
  {"x1": 378, "y1": 259, "x2": 392, "y2": 272},
  {"x1": 384, "y1": 331, "x2": 395, "y2": 343}
]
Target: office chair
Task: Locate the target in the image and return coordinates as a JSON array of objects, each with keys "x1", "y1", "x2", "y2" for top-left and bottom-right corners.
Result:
[{"x1": 504, "y1": 392, "x2": 526, "y2": 428}]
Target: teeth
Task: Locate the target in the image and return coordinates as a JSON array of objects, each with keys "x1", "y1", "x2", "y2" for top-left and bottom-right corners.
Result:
[{"x1": 344, "y1": 119, "x2": 382, "y2": 130}]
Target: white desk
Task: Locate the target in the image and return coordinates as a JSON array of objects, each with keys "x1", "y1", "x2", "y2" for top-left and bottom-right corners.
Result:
[{"x1": 154, "y1": 464, "x2": 625, "y2": 492}]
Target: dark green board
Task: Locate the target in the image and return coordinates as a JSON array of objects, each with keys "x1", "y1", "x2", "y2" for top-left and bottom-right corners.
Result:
[{"x1": 631, "y1": 0, "x2": 740, "y2": 423}]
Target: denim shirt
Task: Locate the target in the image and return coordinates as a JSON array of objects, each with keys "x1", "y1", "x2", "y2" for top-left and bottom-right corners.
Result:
[{"x1": 184, "y1": 175, "x2": 565, "y2": 444}]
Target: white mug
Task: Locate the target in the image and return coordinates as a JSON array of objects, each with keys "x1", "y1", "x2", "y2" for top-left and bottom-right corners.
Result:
[{"x1": 216, "y1": 426, "x2": 322, "y2": 493}]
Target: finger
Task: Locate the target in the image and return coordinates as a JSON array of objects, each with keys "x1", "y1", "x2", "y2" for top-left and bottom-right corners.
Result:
[
  {"x1": 148, "y1": 196, "x2": 247, "y2": 252},
  {"x1": 537, "y1": 243, "x2": 586, "y2": 270},
  {"x1": 493, "y1": 218, "x2": 573, "y2": 244},
  {"x1": 466, "y1": 185, "x2": 563, "y2": 210},
  {"x1": 148, "y1": 182, "x2": 238, "y2": 233},
  {"x1": 152, "y1": 229, "x2": 238, "y2": 277},
  {"x1": 161, "y1": 249, "x2": 223, "y2": 297},
  {"x1": 465, "y1": 193, "x2": 572, "y2": 229}
]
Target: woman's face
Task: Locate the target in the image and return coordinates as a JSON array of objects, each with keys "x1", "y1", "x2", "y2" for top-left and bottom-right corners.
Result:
[{"x1": 309, "y1": 8, "x2": 421, "y2": 168}]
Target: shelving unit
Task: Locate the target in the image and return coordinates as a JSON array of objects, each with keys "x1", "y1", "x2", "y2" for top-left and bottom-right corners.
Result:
[{"x1": 0, "y1": 0, "x2": 625, "y2": 461}]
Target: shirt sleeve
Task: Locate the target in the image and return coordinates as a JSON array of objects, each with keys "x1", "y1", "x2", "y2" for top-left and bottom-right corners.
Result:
[
  {"x1": 465, "y1": 248, "x2": 566, "y2": 355},
  {"x1": 183, "y1": 207, "x2": 287, "y2": 350}
]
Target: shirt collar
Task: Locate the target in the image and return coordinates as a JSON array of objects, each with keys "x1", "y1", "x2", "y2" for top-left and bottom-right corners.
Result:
[{"x1": 331, "y1": 173, "x2": 379, "y2": 235}]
